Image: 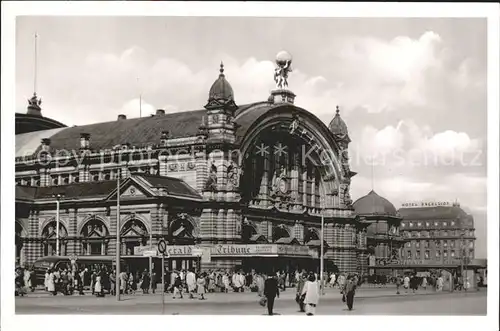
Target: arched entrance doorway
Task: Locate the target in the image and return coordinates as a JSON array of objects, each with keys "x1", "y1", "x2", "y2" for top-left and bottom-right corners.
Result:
[
  {"x1": 81, "y1": 217, "x2": 109, "y2": 255},
  {"x1": 41, "y1": 221, "x2": 68, "y2": 256}
]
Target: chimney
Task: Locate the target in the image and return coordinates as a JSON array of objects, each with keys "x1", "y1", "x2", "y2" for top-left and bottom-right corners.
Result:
[
  {"x1": 118, "y1": 114, "x2": 127, "y2": 121},
  {"x1": 156, "y1": 109, "x2": 165, "y2": 116},
  {"x1": 41, "y1": 138, "x2": 51, "y2": 152},
  {"x1": 80, "y1": 133, "x2": 90, "y2": 149}
]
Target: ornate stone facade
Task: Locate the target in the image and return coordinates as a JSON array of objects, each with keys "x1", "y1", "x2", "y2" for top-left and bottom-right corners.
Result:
[{"x1": 15, "y1": 52, "x2": 367, "y2": 274}]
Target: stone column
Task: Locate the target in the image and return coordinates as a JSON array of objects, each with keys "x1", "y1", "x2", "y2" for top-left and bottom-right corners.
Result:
[{"x1": 67, "y1": 208, "x2": 78, "y2": 255}]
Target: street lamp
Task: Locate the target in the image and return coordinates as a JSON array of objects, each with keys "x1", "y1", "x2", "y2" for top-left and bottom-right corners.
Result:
[
  {"x1": 115, "y1": 168, "x2": 122, "y2": 301},
  {"x1": 52, "y1": 193, "x2": 64, "y2": 256}
]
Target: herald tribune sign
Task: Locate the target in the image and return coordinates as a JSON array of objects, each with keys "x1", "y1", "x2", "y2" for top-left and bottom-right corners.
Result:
[{"x1": 402, "y1": 201, "x2": 453, "y2": 208}]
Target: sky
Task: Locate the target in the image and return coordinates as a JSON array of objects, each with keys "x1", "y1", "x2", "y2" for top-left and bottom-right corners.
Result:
[{"x1": 15, "y1": 17, "x2": 488, "y2": 258}]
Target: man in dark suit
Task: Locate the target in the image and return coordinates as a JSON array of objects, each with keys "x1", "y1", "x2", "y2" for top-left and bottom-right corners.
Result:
[{"x1": 264, "y1": 274, "x2": 279, "y2": 315}]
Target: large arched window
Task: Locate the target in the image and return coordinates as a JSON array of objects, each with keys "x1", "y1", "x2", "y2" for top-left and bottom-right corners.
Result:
[
  {"x1": 272, "y1": 224, "x2": 290, "y2": 243},
  {"x1": 41, "y1": 221, "x2": 68, "y2": 256},
  {"x1": 120, "y1": 219, "x2": 149, "y2": 256},
  {"x1": 81, "y1": 218, "x2": 109, "y2": 255}
]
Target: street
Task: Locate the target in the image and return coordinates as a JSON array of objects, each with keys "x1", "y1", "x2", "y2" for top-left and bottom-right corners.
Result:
[{"x1": 15, "y1": 286, "x2": 487, "y2": 315}]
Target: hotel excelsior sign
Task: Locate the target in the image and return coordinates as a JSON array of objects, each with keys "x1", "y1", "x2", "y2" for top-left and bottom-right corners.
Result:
[
  {"x1": 164, "y1": 244, "x2": 313, "y2": 258},
  {"x1": 401, "y1": 201, "x2": 453, "y2": 208}
]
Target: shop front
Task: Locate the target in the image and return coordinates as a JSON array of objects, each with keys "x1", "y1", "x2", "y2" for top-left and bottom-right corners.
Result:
[{"x1": 163, "y1": 244, "x2": 318, "y2": 273}]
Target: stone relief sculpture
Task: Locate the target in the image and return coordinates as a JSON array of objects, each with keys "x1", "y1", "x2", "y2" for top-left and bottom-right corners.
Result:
[
  {"x1": 204, "y1": 163, "x2": 218, "y2": 191},
  {"x1": 226, "y1": 161, "x2": 241, "y2": 190}
]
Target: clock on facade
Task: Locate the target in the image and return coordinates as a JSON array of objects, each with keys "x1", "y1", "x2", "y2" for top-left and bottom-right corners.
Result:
[{"x1": 279, "y1": 178, "x2": 287, "y2": 194}]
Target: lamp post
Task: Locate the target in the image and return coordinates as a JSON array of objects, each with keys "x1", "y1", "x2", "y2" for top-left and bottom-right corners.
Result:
[
  {"x1": 52, "y1": 193, "x2": 64, "y2": 256},
  {"x1": 115, "y1": 169, "x2": 121, "y2": 301},
  {"x1": 320, "y1": 213, "x2": 324, "y2": 295}
]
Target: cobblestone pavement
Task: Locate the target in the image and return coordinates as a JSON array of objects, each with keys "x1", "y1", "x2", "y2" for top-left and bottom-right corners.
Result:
[{"x1": 15, "y1": 286, "x2": 487, "y2": 315}]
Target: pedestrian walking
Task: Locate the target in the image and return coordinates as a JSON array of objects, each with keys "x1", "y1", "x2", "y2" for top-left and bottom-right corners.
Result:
[
  {"x1": 301, "y1": 273, "x2": 320, "y2": 316},
  {"x1": 48, "y1": 269, "x2": 56, "y2": 295},
  {"x1": 263, "y1": 274, "x2": 279, "y2": 316},
  {"x1": 343, "y1": 275, "x2": 357, "y2": 311},
  {"x1": 295, "y1": 272, "x2": 307, "y2": 312},
  {"x1": 186, "y1": 269, "x2": 197, "y2": 298},
  {"x1": 396, "y1": 276, "x2": 402, "y2": 294},
  {"x1": 197, "y1": 272, "x2": 207, "y2": 300},
  {"x1": 172, "y1": 272, "x2": 183, "y2": 299}
]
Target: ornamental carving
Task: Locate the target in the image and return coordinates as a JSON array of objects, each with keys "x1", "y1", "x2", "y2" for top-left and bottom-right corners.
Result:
[
  {"x1": 226, "y1": 161, "x2": 242, "y2": 190},
  {"x1": 204, "y1": 163, "x2": 218, "y2": 191}
]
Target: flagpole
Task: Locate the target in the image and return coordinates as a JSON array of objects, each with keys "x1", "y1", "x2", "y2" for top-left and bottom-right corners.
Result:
[{"x1": 34, "y1": 32, "x2": 38, "y2": 94}]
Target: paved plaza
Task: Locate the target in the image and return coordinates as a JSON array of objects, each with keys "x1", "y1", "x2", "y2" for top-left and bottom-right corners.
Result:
[{"x1": 15, "y1": 286, "x2": 487, "y2": 315}]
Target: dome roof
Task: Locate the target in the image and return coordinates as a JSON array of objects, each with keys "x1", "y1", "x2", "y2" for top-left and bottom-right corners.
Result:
[
  {"x1": 353, "y1": 190, "x2": 398, "y2": 216},
  {"x1": 208, "y1": 62, "x2": 234, "y2": 102},
  {"x1": 328, "y1": 105, "x2": 348, "y2": 137}
]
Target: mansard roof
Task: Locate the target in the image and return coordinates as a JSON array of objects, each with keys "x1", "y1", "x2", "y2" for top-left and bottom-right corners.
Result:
[{"x1": 15, "y1": 174, "x2": 202, "y2": 203}]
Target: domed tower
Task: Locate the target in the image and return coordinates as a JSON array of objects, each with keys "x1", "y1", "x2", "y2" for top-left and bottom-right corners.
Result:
[
  {"x1": 204, "y1": 62, "x2": 238, "y2": 143},
  {"x1": 328, "y1": 105, "x2": 351, "y2": 148},
  {"x1": 353, "y1": 190, "x2": 404, "y2": 276}
]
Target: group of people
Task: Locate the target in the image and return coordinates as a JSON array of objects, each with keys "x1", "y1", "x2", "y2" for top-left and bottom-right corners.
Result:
[
  {"x1": 15, "y1": 267, "x2": 35, "y2": 296},
  {"x1": 39, "y1": 266, "x2": 162, "y2": 297}
]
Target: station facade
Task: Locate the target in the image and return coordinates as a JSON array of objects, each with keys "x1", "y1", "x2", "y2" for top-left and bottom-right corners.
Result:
[{"x1": 15, "y1": 54, "x2": 369, "y2": 274}]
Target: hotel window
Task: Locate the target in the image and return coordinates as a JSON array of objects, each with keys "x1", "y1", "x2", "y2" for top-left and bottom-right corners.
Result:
[
  {"x1": 469, "y1": 249, "x2": 474, "y2": 257},
  {"x1": 407, "y1": 251, "x2": 412, "y2": 259},
  {"x1": 451, "y1": 221, "x2": 455, "y2": 226},
  {"x1": 401, "y1": 223, "x2": 406, "y2": 228},
  {"x1": 406, "y1": 242, "x2": 411, "y2": 248},
  {"x1": 443, "y1": 221, "x2": 448, "y2": 227},
  {"x1": 409, "y1": 222, "x2": 414, "y2": 227},
  {"x1": 424, "y1": 240, "x2": 429, "y2": 248},
  {"x1": 416, "y1": 251, "x2": 421, "y2": 259},
  {"x1": 417, "y1": 222, "x2": 422, "y2": 227},
  {"x1": 73, "y1": 176, "x2": 80, "y2": 183},
  {"x1": 425, "y1": 250, "x2": 430, "y2": 259},
  {"x1": 416, "y1": 242, "x2": 420, "y2": 248},
  {"x1": 436, "y1": 250, "x2": 441, "y2": 258},
  {"x1": 52, "y1": 177, "x2": 59, "y2": 185},
  {"x1": 416, "y1": 232, "x2": 421, "y2": 238},
  {"x1": 451, "y1": 241, "x2": 455, "y2": 248},
  {"x1": 469, "y1": 241, "x2": 474, "y2": 249},
  {"x1": 443, "y1": 231, "x2": 448, "y2": 237},
  {"x1": 451, "y1": 251, "x2": 455, "y2": 258},
  {"x1": 444, "y1": 251, "x2": 448, "y2": 258},
  {"x1": 425, "y1": 222, "x2": 430, "y2": 227},
  {"x1": 434, "y1": 221, "x2": 438, "y2": 227}
]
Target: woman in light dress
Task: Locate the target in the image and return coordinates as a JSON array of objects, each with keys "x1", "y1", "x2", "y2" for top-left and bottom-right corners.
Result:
[
  {"x1": 47, "y1": 269, "x2": 56, "y2": 295},
  {"x1": 95, "y1": 271, "x2": 104, "y2": 297},
  {"x1": 44, "y1": 270, "x2": 50, "y2": 292},
  {"x1": 197, "y1": 273, "x2": 206, "y2": 300},
  {"x1": 222, "y1": 273, "x2": 230, "y2": 293},
  {"x1": 301, "y1": 273, "x2": 320, "y2": 316}
]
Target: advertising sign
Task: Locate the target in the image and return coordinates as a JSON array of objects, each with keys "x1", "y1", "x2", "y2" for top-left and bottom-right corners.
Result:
[
  {"x1": 162, "y1": 244, "x2": 320, "y2": 258},
  {"x1": 134, "y1": 245, "x2": 158, "y2": 256}
]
